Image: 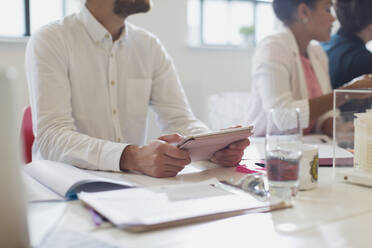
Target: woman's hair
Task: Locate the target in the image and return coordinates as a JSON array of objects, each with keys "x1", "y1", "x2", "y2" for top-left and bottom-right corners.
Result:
[
  {"x1": 336, "y1": 0, "x2": 372, "y2": 34},
  {"x1": 273, "y1": 0, "x2": 318, "y2": 24}
]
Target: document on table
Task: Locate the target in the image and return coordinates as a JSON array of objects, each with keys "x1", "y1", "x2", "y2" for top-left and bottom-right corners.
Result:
[
  {"x1": 22, "y1": 172, "x2": 63, "y2": 202},
  {"x1": 316, "y1": 143, "x2": 353, "y2": 165},
  {"x1": 244, "y1": 136, "x2": 353, "y2": 165},
  {"x1": 28, "y1": 202, "x2": 67, "y2": 247},
  {"x1": 79, "y1": 180, "x2": 290, "y2": 232}
]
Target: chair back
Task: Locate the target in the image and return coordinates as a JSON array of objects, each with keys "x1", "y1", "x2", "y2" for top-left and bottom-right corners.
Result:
[{"x1": 21, "y1": 106, "x2": 34, "y2": 164}]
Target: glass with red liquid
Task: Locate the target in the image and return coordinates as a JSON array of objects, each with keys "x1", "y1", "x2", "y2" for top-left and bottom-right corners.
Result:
[{"x1": 266, "y1": 108, "x2": 302, "y2": 199}]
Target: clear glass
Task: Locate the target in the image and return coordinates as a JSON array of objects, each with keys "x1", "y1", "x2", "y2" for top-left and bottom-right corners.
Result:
[{"x1": 265, "y1": 108, "x2": 302, "y2": 199}]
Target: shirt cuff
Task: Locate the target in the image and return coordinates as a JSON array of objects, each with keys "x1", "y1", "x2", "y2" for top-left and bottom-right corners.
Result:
[{"x1": 99, "y1": 141, "x2": 128, "y2": 172}]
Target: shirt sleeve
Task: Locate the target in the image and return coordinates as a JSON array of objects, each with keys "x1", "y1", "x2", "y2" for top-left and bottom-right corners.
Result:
[
  {"x1": 149, "y1": 36, "x2": 210, "y2": 136},
  {"x1": 26, "y1": 26, "x2": 126, "y2": 172},
  {"x1": 252, "y1": 41, "x2": 310, "y2": 129}
]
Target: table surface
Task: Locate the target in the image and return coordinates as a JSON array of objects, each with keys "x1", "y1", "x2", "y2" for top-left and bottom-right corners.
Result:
[{"x1": 28, "y1": 159, "x2": 372, "y2": 248}]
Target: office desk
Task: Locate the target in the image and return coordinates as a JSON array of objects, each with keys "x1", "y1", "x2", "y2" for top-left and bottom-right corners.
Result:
[{"x1": 30, "y1": 165, "x2": 372, "y2": 248}]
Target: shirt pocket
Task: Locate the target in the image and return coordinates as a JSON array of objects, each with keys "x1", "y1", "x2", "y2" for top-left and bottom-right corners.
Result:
[{"x1": 125, "y1": 78, "x2": 152, "y2": 120}]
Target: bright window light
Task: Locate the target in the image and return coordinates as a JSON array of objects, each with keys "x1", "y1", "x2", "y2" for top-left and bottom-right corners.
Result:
[
  {"x1": 188, "y1": 0, "x2": 278, "y2": 47},
  {"x1": 0, "y1": 0, "x2": 83, "y2": 38},
  {"x1": 30, "y1": 0, "x2": 63, "y2": 33},
  {"x1": 0, "y1": 0, "x2": 24, "y2": 36}
]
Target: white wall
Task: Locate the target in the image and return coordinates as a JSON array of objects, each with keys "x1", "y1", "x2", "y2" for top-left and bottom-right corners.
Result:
[
  {"x1": 0, "y1": 41, "x2": 28, "y2": 131},
  {"x1": 0, "y1": 0, "x2": 253, "y2": 141}
]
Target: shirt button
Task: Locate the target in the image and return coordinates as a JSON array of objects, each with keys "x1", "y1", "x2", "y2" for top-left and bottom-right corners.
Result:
[
  {"x1": 111, "y1": 53, "x2": 114, "y2": 58},
  {"x1": 111, "y1": 80, "x2": 115, "y2": 86},
  {"x1": 117, "y1": 138, "x2": 121, "y2": 142},
  {"x1": 95, "y1": 41, "x2": 100, "y2": 46},
  {"x1": 113, "y1": 109, "x2": 117, "y2": 115},
  {"x1": 105, "y1": 34, "x2": 110, "y2": 39}
]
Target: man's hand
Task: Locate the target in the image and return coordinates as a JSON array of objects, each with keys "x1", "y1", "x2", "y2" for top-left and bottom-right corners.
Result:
[
  {"x1": 210, "y1": 138, "x2": 250, "y2": 167},
  {"x1": 120, "y1": 134, "x2": 191, "y2": 178}
]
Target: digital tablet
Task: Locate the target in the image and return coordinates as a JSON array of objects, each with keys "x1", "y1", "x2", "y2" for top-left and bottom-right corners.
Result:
[{"x1": 177, "y1": 126, "x2": 254, "y2": 162}]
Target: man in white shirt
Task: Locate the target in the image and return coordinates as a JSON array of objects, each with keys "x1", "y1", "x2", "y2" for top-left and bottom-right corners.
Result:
[{"x1": 26, "y1": 0, "x2": 250, "y2": 178}]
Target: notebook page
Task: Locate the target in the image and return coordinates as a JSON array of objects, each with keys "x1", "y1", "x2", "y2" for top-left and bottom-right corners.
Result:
[
  {"x1": 22, "y1": 172, "x2": 63, "y2": 202},
  {"x1": 24, "y1": 160, "x2": 136, "y2": 198}
]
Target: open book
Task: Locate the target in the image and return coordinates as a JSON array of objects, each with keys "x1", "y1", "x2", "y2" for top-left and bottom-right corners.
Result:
[
  {"x1": 78, "y1": 180, "x2": 291, "y2": 232},
  {"x1": 24, "y1": 160, "x2": 136, "y2": 200}
]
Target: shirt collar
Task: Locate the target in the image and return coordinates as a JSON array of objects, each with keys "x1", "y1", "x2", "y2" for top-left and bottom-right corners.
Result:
[{"x1": 77, "y1": 5, "x2": 128, "y2": 45}]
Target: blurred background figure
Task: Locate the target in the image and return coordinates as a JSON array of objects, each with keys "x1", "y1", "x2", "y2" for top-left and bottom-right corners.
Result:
[
  {"x1": 245, "y1": 0, "x2": 372, "y2": 137},
  {"x1": 322, "y1": 0, "x2": 372, "y2": 89}
]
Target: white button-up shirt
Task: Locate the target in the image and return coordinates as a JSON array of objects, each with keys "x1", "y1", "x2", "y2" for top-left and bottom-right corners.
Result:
[{"x1": 26, "y1": 7, "x2": 209, "y2": 171}]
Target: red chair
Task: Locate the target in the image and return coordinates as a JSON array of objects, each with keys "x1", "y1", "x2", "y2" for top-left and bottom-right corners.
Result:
[{"x1": 21, "y1": 106, "x2": 34, "y2": 164}]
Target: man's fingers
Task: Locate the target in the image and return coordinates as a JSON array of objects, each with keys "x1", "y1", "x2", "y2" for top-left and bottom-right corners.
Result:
[
  {"x1": 159, "y1": 143, "x2": 190, "y2": 160},
  {"x1": 151, "y1": 164, "x2": 186, "y2": 178},
  {"x1": 212, "y1": 154, "x2": 242, "y2": 164},
  {"x1": 158, "y1": 134, "x2": 184, "y2": 143},
  {"x1": 215, "y1": 154, "x2": 243, "y2": 162},
  {"x1": 163, "y1": 155, "x2": 191, "y2": 168},
  {"x1": 154, "y1": 153, "x2": 190, "y2": 168},
  {"x1": 213, "y1": 149, "x2": 244, "y2": 160},
  {"x1": 210, "y1": 156, "x2": 238, "y2": 167},
  {"x1": 229, "y1": 139, "x2": 250, "y2": 149},
  {"x1": 163, "y1": 164, "x2": 186, "y2": 173}
]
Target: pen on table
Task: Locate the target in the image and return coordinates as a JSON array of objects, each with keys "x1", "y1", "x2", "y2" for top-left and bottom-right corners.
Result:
[
  {"x1": 88, "y1": 208, "x2": 103, "y2": 227},
  {"x1": 255, "y1": 162, "x2": 266, "y2": 168}
]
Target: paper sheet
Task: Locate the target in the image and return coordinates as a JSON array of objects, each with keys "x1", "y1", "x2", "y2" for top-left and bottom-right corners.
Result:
[
  {"x1": 22, "y1": 172, "x2": 63, "y2": 202},
  {"x1": 28, "y1": 202, "x2": 66, "y2": 247},
  {"x1": 78, "y1": 180, "x2": 277, "y2": 229},
  {"x1": 244, "y1": 136, "x2": 353, "y2": 165},
  {"x1": 24, "y1": 160, "x2": 136, "y2": 198}
]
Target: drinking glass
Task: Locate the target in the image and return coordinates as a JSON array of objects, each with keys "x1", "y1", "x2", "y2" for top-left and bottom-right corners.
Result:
[{"x1": 265, "y1": 107, "x2": 302, "y2": 199}]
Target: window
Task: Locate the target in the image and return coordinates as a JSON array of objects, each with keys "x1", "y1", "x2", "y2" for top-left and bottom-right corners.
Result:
[
  {"x1": 187, "y1": 0, "x2": 280, "y2": 47},
  {"x1": 0, "y1": 0, "x2": 81, "y2": 37}
]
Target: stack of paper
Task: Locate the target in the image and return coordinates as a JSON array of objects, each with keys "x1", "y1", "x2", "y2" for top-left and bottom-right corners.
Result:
[{"x1": 79, "y1": 181, "x2": 290, "y2": 232}]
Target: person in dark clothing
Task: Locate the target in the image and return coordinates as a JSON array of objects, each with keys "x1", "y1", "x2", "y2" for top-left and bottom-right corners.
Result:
[{"x1": 322, "y1": 0, "x2": 372, "y2": 89}]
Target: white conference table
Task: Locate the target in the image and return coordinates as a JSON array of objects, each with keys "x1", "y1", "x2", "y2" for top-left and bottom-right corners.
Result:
[{"x1": 29, "y1": 160, "x2": 372, "y2": 248}]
